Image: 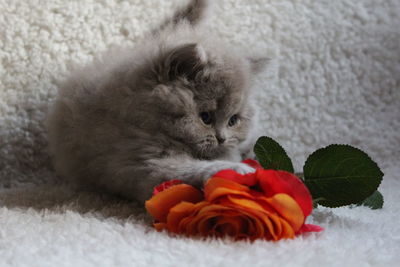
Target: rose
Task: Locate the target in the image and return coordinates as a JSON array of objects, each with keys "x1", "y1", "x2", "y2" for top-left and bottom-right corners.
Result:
[{"x1": 145, "y1": 160, "x2": 322, "y2": 241}]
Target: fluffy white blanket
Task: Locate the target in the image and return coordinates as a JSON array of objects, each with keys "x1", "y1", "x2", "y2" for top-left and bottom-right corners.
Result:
[{"x1": 0, "y1": 0, "x2": 399, "y2": 266}]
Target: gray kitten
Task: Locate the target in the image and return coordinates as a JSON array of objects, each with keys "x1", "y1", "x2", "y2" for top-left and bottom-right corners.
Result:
[{"x1": 47, "y1": 0, "x2": 266, "y2": 204}]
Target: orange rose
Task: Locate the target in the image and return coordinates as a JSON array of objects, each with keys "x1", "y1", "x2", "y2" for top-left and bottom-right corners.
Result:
[{"x1": 145, "y1": 160, "x2": 322, "y2": 241}]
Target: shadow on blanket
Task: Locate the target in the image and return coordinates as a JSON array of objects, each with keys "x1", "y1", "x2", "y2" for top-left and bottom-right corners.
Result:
[{"x1": 0, "y1": 184, "x2": 149, "y2": 223}]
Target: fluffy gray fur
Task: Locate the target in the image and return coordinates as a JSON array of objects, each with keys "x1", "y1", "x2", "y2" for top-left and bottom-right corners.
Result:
[{"x1": 47, "y1": 0, "x2": 267, "y2": 204}]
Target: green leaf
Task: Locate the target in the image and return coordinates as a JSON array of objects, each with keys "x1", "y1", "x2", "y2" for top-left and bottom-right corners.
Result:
[
  {"x1": 253, "y1": 136, "x2": 294, "y2": 173},
  {"x1": 357, "y1": 190, "x2": 384, "y2": 209},
  {"x1": 303, "y1": 144, "x2": 383, "y2": 208}
]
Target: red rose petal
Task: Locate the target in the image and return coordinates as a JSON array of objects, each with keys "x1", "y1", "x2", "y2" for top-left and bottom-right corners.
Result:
[
  {"x1": 256, "y1": 170, "x2": 313, "y2": 217},
  {"x1": 153, "y1": 179, "x2": 184, "y2": 195},
  {"x1": 296, "y1": 224, "x2": 324, "y2": 235},
  {"x1": 242, "y1": 159, "x2": 263, "y2": 169}
]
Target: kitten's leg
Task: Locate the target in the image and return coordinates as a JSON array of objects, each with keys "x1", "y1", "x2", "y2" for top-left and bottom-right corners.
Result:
[
  {"x1": 121, "y1": 156, "x2": 255, "y2": 203},
  {"x1": 147, "y1": 156, "x2": 255, "y2": 185}
]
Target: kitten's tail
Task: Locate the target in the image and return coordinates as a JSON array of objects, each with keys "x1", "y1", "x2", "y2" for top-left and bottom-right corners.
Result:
[
  {"x1": 156, "y1": 0, "x2": 208, "y2": 32},
  {"x1": 172, "y1": 0, "x2": 208, "y2": 26}
]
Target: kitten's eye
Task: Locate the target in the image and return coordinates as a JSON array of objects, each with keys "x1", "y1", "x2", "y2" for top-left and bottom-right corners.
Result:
[
  {"x1": 200, "y1": 112, "x2": 212, "y2": 125},
  {"x1": 228, "y1": 114, "x2": 239, "y2": 127}
]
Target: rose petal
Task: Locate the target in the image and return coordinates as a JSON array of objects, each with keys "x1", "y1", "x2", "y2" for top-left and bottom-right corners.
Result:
[
  {"x1": 213, "y1": 216, "x2": 244, "y2": 237},
  {"x1": 226, "y1": 195, "x2": 266, "y2": 213},
  {"x1": 212, "y1": 170, "x2": 257, "y2": 187},
  {"x1": 296, "y1": 224, "x2": 324, "y2": 235},
  {"x1": 278, "y1": 217, "x2": 296, "y2": 239},
  {"x1": 242, "y1": 159, "x2": 263, "y2": 169},
  {"x1": 166, "y1": 201, "x2": 197, "y2": 233},
  {"x1": 246, "y1": 213, "x2": 265, "y2": 240},
  {"x1": 145, "y1": 184, "x2": 203, "y2": 222},
  {"x1": 153, "y1": 179, "x2": 183, "y2": 195},
  {"x1": 226, "y1": 198, "x2": 284, "y2": 240},
  {"x1": 221, "y1": 197, "x2": 294, "y2": 240},
  {"x1": 204, "y1": 177, "x2": 251, "y2": 202},
  {"x1": 259, "y1": 193, "x2": 304, "y2": 231},
  {"x1": 214, "y1": 197, "x2": 273, "y2": 239},
  {"x1": 257, "y1": 170, "x2": 313, "y2": 217},
  {"x1": 186, "y1": 204, "x2": 230, "y2": 236},
  {"x1": 193, "y1": 205, "x2": 262, "y2": 240},
  {"x1": 178, "y1": 201, "x2": 210, "y2": 234},
  {"x1": 207, "y1": 187, "x2": 254, "y2": 203},
  {"x1": 242, "y1": 207, "x2": 294, "y2": 240}
]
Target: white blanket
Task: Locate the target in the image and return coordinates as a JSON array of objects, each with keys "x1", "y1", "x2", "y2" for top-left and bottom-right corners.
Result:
[{"x1": 1, "y1": 0, "x2": 399, "y2": 266}]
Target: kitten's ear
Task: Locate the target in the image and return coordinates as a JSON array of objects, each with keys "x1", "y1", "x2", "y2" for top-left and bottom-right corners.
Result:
[
  {"x1": 161, "y1": 43, "x2": 207, "y2": 81},
  {"x1": 248, "y1": 57, "x2": 270, "y2": 74}
]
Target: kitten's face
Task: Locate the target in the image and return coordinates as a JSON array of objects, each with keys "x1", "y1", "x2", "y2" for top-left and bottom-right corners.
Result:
[
  {"x1": 192, "y1": 97, "x2": 254, "y2": 159},
  {"x1": 167, "y1": 91, "x2": 253, "y2": 159},
  {"x1": 160, "y1": 92, "x2": 253, "y2": 159},
  {"x1": 150, "y1": 43, "x2": 256, "y2": 159}
]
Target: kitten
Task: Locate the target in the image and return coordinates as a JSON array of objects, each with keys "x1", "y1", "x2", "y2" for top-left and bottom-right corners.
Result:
[{"x1": 47, "y1": 0, "x2": 267, "y2": 204}]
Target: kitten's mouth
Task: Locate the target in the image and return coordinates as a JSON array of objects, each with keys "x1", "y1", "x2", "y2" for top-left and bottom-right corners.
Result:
[{"x1": 194, "y1": 139, "x2": 224, "y2": 159}]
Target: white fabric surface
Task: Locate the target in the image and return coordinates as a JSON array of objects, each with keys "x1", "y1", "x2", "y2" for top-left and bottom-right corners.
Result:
[{"x1": 0, "y1": 0, "x2": 399, "y2": 266}]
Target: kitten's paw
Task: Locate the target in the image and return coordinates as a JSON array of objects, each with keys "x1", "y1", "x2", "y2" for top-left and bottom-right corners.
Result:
[{"x1": 227, "y1": 163, "x2": 255, "y2": 175}]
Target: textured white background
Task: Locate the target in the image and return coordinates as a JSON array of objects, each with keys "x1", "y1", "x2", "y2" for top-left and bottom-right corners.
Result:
[{"x1": 0, "y1": 0, "x2": 399, "y2": 266}]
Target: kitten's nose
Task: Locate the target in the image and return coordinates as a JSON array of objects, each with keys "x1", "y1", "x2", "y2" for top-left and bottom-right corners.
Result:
[{"x1": 216, "y1": 136, "x2": 226, "y2": 144}]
